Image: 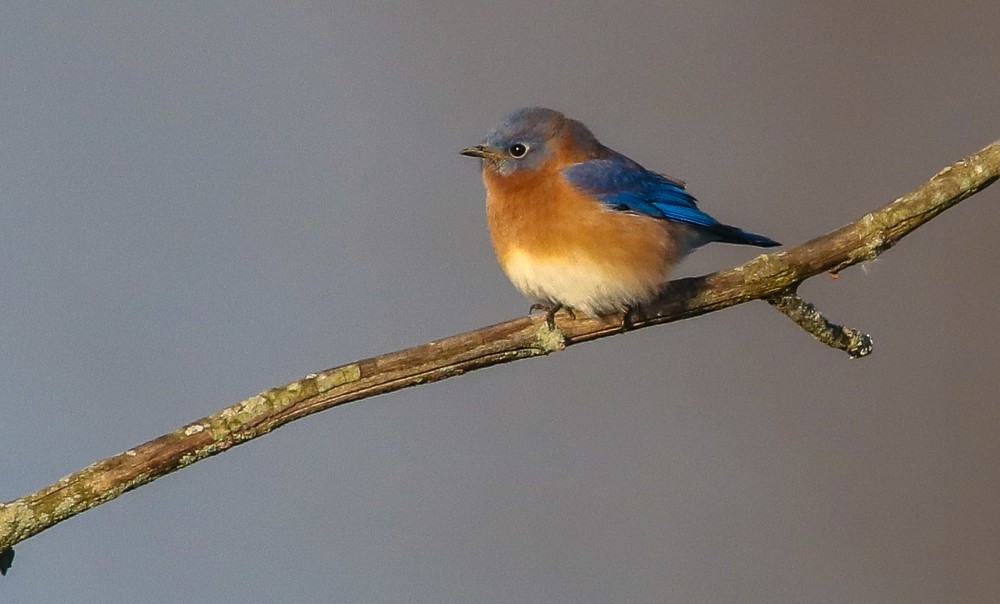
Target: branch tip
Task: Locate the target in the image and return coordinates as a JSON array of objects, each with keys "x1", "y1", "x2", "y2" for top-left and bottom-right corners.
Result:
[
  {"x1": 766, "y1": 289, "x2": 873, "y2": 358},
  {"x1": 3, "y1": 136, "x2": 998, "y2": 557}
]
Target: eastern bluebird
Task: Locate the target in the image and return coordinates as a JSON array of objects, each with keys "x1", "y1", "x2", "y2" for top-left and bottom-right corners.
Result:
[{"x1": 461, "y1": 107, "x2": 780, "y2": 326}]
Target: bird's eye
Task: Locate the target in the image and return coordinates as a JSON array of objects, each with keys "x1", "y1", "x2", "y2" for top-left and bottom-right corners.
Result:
[{"x1": 508, "y1": 143, "x2": 528, "y2": 158}]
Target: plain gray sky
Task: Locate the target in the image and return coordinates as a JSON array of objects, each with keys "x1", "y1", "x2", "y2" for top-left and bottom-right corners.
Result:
[{"x1": 3, "y1": 2, "x2": 999, "y2": 602}]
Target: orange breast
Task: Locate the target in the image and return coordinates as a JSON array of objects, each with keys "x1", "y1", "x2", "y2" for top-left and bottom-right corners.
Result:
[{"x1": 482, "y1": 162, "x2": 691, "y2": 315}]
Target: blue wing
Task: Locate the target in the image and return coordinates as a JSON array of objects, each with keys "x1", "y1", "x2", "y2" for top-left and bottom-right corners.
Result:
[
  {"x1": 562, "y1": 155, "x2": 780, "y2": 247},
  {"x1": 562, "y1": 156, "x2": 715, "y2": 226}
]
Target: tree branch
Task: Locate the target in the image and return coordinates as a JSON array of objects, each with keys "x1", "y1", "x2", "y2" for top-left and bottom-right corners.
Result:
[
  {"x1": 2, "y1": 138, "x2": 998, "y2": 564},
  {"x1": 766, "y1": 287, "x2": 874, "y2": 358}
]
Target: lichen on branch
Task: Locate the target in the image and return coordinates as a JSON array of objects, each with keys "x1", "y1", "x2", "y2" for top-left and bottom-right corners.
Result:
[{"x1": 1, "y1": 138, "x2": 998, "y2": 568}]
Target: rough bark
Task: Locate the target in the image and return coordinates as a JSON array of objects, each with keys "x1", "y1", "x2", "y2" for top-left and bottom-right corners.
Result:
[{"x1": 1, "y1": 138, "x2": 998, "y2": 562}]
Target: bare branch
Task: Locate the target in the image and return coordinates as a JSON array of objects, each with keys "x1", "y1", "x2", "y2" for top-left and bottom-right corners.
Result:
[
  {"x1": 1, "y1": 138, "x2": 998, "y2": 561},
  {"x1": 766, "y1": 287, "x2": 873, "y2": 358}
]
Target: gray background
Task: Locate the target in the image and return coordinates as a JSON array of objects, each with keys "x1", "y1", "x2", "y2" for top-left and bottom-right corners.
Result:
[{"x1": 3, "y1": 3, "x2": 999, "y2": 603}]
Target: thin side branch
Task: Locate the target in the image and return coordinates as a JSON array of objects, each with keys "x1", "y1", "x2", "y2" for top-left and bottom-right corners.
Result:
[
  {"x1": 1, "y1": 138, "x2": 998, "y2": 559},
  {"x1": 766, "y1": 288, "x2": 874, "y2": 358}
]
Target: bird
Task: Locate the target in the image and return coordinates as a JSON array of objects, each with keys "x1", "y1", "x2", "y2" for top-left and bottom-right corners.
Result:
[{"x1": 461, "y1": 107, "x2": 779, "y2": 328}]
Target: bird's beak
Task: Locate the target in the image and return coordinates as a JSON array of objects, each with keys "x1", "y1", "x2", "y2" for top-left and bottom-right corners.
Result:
[{"x1": 460, "y1": 144, "x2": 495, "y2": 159}]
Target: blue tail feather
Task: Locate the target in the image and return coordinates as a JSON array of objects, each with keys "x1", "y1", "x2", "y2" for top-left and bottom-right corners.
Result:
[{"x1": 710, "y1": 224, "x2": 781, "y2": 247}]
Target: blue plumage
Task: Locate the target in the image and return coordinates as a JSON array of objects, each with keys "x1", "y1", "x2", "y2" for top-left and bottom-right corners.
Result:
[
  {"x1": 462, "y1": 107, "x2": 781, "y2": 318},
  {"x1": 563, "y1": 156, "x2": 780, "y2": 247}
]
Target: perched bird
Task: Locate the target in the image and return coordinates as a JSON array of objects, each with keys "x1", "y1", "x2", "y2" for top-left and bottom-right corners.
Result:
[{"x1": 461, "y1": 107, "x2": 780, "y2": 327}]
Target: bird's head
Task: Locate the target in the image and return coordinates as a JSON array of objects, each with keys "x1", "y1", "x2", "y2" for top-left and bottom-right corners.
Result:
[{"x1": 461, "y1": 107, "x2": 601, "y2": 176}]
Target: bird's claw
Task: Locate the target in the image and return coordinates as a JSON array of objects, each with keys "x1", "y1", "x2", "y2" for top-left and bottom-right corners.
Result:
[
  {"x1": 529, "y1": 303, "x2": 574, "y2": 330},
  {"x1": 621, "y1": 305, "x2": 645, "y2": 332}
]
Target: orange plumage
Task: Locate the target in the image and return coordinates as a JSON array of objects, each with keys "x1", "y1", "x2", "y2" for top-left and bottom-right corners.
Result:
[{"x1": 462, "y1": 108, "x2": 779, "y2": 320}]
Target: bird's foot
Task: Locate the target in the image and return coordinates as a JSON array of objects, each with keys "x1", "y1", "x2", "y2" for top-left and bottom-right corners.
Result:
[
  {"x1": 621, "y1": 304, "x2": 646, "y2": 332},
  {"x1": 529, "y1": 303, "x2": 574, "y2": 330}
]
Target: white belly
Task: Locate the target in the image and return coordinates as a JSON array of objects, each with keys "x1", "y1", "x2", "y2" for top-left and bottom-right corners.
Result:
[{"x1": 501, "y1": 248, "x2": 666, "y2": 316}]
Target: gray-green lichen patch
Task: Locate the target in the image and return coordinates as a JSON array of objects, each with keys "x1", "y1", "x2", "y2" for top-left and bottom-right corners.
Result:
[
  {"x1": 314, "y1": 364, "x2": 362, "y2": 392},
  {"x1": 741, "y1": 253, "x2": 781, "y2": 284},
  {"x1": 845, "y1": 331, "x2": 874, "y2": 359},
  {"x1": 178, "y1": 442, "x2": 228, "y2": 467},
  {"x1": 534, "y1": 324, "x2": 566, "y2": 352},
  {"x1": 210, "y1": 394, "x2": 272, "y2": 439},
  {"x1": 204, "y1": 365, "x2": 362, "y2": 441},
  {"x1": 0, "y1": 502, "x2": 36, "y2": 549},
  {"x1": 52, "y1": 495, "x2": 80, "y2": 517}
]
